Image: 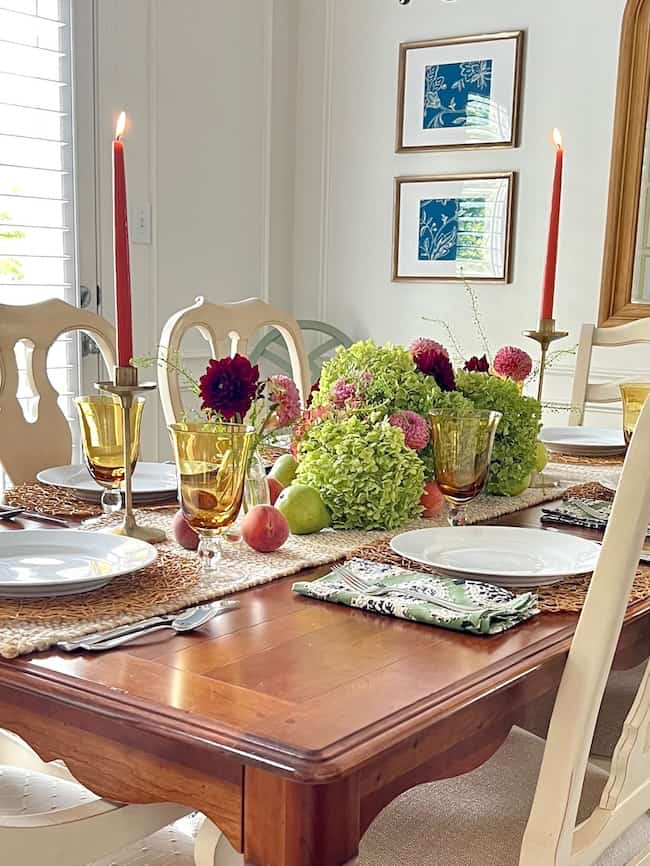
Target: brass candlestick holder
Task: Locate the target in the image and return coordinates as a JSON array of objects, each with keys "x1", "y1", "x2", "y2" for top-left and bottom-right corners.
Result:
[
  {"x1": 95, "y1": 366, "x2": 167, "y2": 543},
  {"x1": 523, "y1": 318, "x2": 569, "y2": 402}
]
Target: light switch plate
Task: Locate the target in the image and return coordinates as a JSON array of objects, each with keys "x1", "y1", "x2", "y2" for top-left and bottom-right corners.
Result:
[{"x1": 131, "y1": 203, "x2": 152, "y2": 245}]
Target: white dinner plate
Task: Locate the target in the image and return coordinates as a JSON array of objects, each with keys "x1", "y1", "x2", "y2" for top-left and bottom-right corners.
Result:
[
  {"x1": 0, "y1": 530, "x2": 158, "y2": 598},
  {"x1": 540, "y1": 426, "x2": 626, "y2": 457},
  {"x1": 37, "y1": 463, "x2": 178, "y2": 504},
  {"x1": 389, "y1": 526, "x2": 601, "y2": 588}
]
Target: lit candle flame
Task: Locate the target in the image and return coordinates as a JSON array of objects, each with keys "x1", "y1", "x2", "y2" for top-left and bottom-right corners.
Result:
[
  {"x1": 115, "y1": 111, "x2": 127, "y2": 141},
  {"x1": 552, "y1": 128, "x2": 563, "y2": 149}
]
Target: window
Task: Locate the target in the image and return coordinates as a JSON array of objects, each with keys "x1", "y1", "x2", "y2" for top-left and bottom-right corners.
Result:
[{"x1": 0, "y1": 0, "x2": 88, "y2": 469}]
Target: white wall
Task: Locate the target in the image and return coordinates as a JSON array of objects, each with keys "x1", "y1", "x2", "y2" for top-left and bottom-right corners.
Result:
[
  {"x1": 292, "y1": 0, "x2": 650, "y2": 423},
  {"x1": 94, "y1": 0, "x2": 296, "y2": 456}
]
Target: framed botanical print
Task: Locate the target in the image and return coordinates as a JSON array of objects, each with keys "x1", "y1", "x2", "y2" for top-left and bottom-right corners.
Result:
[
  {"x1": 393, "y1": 173, "x2": 515, "y2": 283},
  {"x1": 396, "y1": 31, "x2": 524, "y2": 152}
]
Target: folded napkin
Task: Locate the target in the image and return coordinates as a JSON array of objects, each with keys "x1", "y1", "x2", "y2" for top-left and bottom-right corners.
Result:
[
  {"x1": 541, "y1": 498, "x2": 611, "y2": 531},
  {"x1": 292, "y1": 559, "x2": 538, "y2": 636}
]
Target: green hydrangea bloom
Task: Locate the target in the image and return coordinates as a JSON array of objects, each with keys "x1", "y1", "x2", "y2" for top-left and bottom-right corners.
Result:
[
  {"x1": 296, "y1": 414, "x2": 424, "y2": 530},
  {"x1": 449, "y1": 371, "x2": 542, "y2": 496},
  {"x1": 314, "y1": 339, "x2": 438, "y2": 417}
]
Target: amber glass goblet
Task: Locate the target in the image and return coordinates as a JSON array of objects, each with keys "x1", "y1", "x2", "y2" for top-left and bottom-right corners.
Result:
[
  {"x1": 620, "y1": 383, "x2": 650, "y2": 446},
  {"x1": 168, "y1": 422, "x2": 254, "y2": 581},
  {"x1": 430, "y1": 409, "x2": 502, "y2": 526},
  {"x1": 76, "y1": 395, "x2": 144, "y2": 517}
]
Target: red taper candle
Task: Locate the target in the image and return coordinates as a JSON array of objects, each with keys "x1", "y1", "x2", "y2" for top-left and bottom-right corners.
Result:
[
  {"x1": 113, "y1": 111, "x2": 134, "y2": 367},
  {"x1": 540, "y1": 128, "x2": 564, "y2": 321}
]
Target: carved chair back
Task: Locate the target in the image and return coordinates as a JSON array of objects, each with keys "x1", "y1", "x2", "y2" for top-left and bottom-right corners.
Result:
[
  {"x1": 0, "y1": 299, "x2": 116, "y2": 484},
  {"x1": 157, "y1": 296, "x2": 310, "y2": 425},
  {"x1": 570, "y1": 319, "x2": 650, "y2": 425}
]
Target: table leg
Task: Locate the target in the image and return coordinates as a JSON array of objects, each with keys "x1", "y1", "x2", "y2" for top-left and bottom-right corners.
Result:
[{"x1": 243, "y1": 767, "x2": 360, "y2": 866}]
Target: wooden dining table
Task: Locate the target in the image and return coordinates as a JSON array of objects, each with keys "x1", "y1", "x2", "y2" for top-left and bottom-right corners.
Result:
[{"x1": 0, "y1": 505, "x2": 648, "y2": 866}]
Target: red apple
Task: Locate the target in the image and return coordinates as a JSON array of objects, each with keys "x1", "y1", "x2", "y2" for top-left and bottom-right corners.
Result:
[
  {"x1": 241, "y1": 505, "x2": 290, "y2": 553},
  {"x1": 172, "y1": 509, "x2": 199, "y2": 550},
  {"x1": 268, "y1": 477, "x2": 284, "y2": 505},
  {"x1": 420, "y1": 481, "x2": 446, "y2": 518}
]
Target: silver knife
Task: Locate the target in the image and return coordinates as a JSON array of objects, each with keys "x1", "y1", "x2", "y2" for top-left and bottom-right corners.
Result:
[{"x1": 56, "y1": 601, "x2": 238, "y2": 651}]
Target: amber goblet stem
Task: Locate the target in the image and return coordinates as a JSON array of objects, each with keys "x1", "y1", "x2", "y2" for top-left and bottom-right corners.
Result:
[{"x1": 447, "y1": 503, "x2": 467, "y2": 527}]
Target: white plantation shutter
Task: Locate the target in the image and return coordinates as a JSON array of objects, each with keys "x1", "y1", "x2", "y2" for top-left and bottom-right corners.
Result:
[{"x1": 0, "y1": 0, "x2": 83, "y2": 474}]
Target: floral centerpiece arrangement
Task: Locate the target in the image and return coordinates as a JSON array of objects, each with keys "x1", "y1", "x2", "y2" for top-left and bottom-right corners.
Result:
[{"x1": 291, "y1": 338, "x2": 541, "y2": 531}]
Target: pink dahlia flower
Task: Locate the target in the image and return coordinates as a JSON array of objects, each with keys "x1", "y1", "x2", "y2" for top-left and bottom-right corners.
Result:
[
  {"x1": 330, "y1": 377, "x2": 358, "y2": 407},
  {"x1": 389, "y1": 411, "x2": 430, "y2": 451},
  {"x1": 267, "y1": 375, "x2": 301, "y2": 427},
  {"x1": 409, "y1": 338, "x2": 449, "y2": 375},
  {"x1": 493, "y1": 346, "x2": 533, "y2": 383}
]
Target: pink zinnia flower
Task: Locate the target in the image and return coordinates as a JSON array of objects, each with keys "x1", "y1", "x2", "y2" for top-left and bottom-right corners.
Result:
[
  {"x1": 267, "y1": 375, "x2": 301, "y2": 427},
  {"x1": 330, "y1": 378, "x2": 357, "y2": 407},
  {"x1": 493, "y1": 346, "x2": 533, "y2": 383},
  {"x1": 389, "y1": 411, "x2": 430, "y2": 451},
  {"x1": 409, "y1": 337, "x2": 449, "y2": 375}
]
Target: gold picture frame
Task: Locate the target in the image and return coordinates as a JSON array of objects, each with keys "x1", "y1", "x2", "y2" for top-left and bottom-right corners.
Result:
[
  {"x1": 598, "y1": 0, "x2": 650, "y2": 325},
  {"x1": 392, "y1": 173, "x2": 516, "y2": 284},
  {"x1": 396, "y1": 31, "x2": 524, "y2": 153}
]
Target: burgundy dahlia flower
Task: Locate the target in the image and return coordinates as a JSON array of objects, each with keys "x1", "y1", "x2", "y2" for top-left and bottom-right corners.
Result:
[
  {"x1": 409, "y1": 337, "x2": 449, "y2": 375},
  {"x1": 199, "y1": 354, "x2": 260, "y2": 420},
  {"x1": 464, "y1": 354, "x2": 490, "y2": 373}
]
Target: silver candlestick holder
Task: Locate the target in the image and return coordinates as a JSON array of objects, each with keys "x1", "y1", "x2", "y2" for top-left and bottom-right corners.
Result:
[{"x1": 95, "y1": 366, "x2": 166, "y2": 543}]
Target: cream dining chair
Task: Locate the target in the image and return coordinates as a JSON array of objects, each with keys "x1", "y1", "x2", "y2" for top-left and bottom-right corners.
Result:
[
  {"x1": 569, "y1": 319, "x2": 650, "y2": 426},
  {"x1": 0, "y1": 725, "x2": 199, "y2": 866},
  {"x1": 357, "y1": 398, "x2": 650, "y2": 866},
  {"x1": 157, "y1": 296, "x2": 311, "y2": 426},
  {"x1": 0, "y1": 298, "x2": 116, "y2": 484}
]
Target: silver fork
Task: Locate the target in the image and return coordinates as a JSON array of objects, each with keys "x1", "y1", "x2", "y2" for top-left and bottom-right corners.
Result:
[{"x1": 333, "y1": 565, "x2": 493, "y2": 615}]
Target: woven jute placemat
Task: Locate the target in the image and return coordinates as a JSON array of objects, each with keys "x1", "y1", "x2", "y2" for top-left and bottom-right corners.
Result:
[
  {"x1": 0, "y1": 484, "x2": 565, "y2": 659},
  {"x1": 345, "y1": 481, "x2": 648, "y2": 616},
  {"x1": 3, "y1": 482, "x2": 101, "y2": 518},
  {"x1": 346, "y1": 542, "x2": 650, "y2": 614}
]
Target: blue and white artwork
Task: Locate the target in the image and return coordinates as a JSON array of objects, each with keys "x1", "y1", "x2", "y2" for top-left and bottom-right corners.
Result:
[
  {"x1": 394, "y1": 173, "x2": 513, "y2": 282},
  {"x1": 423, "y1": 61, "x2": 493, "y2": 129},
  {"x1": 418, "y1": 197, "x2": 488, "y2": 262},
  {"x1": 398, "y1": 33, "x2": 522, "y2": 151}
]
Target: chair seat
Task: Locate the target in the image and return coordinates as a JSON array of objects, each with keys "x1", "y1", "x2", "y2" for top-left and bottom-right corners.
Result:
[
  {"x1": 0, "y1": 765, "x2": 198, "y2": 866},
  {"x1": 359, "y1": 727, "x2": 650, "y2": 866},
  {"x1": 522, "y1": 663, "x2": 645, "y2": 759}
]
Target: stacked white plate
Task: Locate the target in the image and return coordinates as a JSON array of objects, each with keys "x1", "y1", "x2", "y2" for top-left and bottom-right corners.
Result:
[
  {"x1": 37, "y1": 463, "x2": 178, "y2": 505},
  {"x1": 540, "y1": 426, "x2": 626, "y2": 457},
  {"x1": 0, "y1": 530, "x2": 158, "y2": 598},
  {"x1": 390, "y1": 526, "x2": 601, "y2": 588}
]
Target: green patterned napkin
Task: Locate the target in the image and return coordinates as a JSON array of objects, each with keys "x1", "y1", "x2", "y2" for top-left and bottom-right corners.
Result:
[{"x1": 292, "y1": 559, "x2": 538, "y2": 636}]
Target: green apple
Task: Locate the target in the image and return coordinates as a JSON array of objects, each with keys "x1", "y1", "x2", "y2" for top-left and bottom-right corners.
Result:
[
  {"x1": 269, "y1": 453, "x2": 298, "y2": 487},
  {"x1": 276, "y1": 484, "x2": 331, "y2": 534},
  {"x1": 535, "y1": 441, "x2": 549, "y2": 473}
]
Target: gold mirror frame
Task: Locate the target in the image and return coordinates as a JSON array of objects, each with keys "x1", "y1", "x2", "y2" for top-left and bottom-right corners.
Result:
[{"x1": 599, "y1": 0, "x2": 650, "y2": 326}]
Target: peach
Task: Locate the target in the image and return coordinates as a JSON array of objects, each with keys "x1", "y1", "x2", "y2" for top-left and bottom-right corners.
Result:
[
  {"x1": 268, "y1": 477, "x2": 284, "y2": 505},
  {"x1": 420, "y1": 481, "x2": 446, "y2": 518},
  {"x1": 172, "y1": 509, "x2": 199, "y2": 550},
  {"x1": 241, "y1": 505, "x2": 290, "y2": 553}
]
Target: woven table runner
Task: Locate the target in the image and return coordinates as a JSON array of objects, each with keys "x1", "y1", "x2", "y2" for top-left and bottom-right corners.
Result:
[
  {"x1": 0, "y1": 484, "x2": 563, "y2": 659},
  {"x1": 548, "y1": 453, "x2": 624, "y2": 466}
]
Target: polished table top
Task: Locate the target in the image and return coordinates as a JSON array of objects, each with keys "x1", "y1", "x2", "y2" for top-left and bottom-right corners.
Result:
[{"x1": 1, "y1": 504, "x2": 648, "y2": 865}]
